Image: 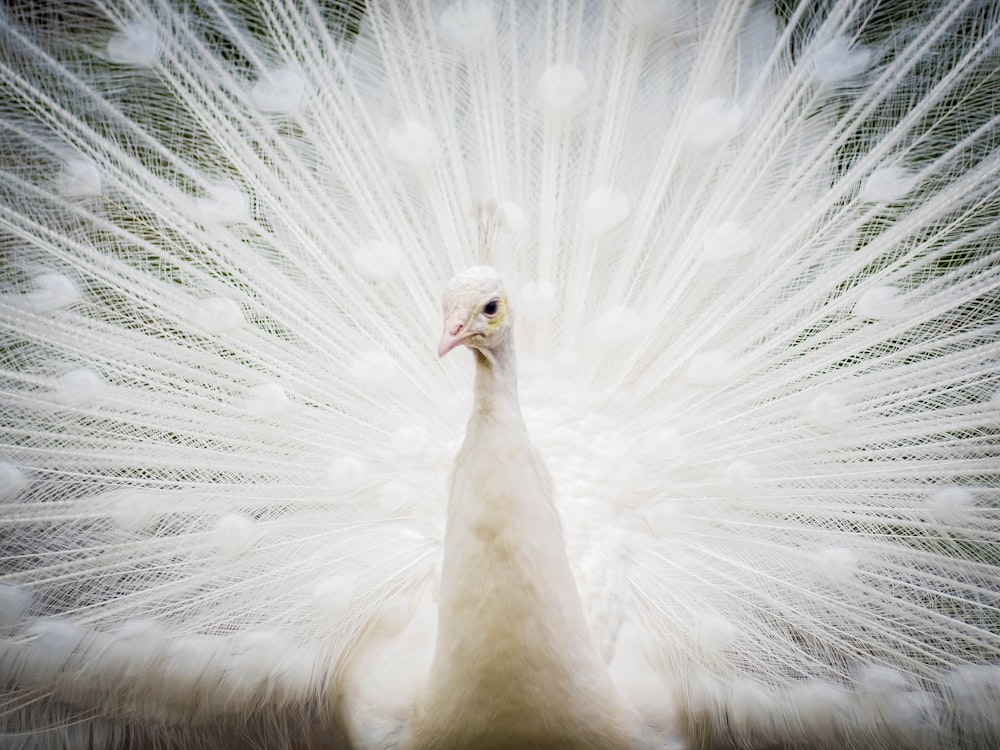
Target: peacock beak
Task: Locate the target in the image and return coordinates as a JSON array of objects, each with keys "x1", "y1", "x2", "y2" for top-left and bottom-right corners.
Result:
[{"x1": 438, "y1": 315, "x2": 470, "y2": 357}]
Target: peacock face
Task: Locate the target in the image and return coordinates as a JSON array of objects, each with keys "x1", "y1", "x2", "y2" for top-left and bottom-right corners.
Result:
[{"x1": 438, "y1": 266, "x2": 510, "y2": 357}]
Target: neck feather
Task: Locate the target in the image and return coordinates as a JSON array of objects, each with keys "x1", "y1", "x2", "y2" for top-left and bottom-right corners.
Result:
[
  {"x1": 472, "y1": 339, "x2": 518, "y2": 416},
  {"x1": 410, "y1": 333, "x2": 633, "y2": 747}
]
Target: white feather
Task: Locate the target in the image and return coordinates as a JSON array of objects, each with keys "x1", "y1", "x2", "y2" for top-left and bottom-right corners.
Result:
[{"x1": 0, "y1": 0, "x2": 998, "y2": 748}]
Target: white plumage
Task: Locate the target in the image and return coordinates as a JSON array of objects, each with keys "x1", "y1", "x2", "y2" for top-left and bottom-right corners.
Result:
[{"x1": 0, "y1": 1, "x2": 998, "y2": 748}]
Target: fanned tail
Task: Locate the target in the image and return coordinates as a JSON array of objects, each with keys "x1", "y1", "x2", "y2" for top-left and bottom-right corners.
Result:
[{"x1": 1, "y1": 1, "x2": 998, "y2": 748}]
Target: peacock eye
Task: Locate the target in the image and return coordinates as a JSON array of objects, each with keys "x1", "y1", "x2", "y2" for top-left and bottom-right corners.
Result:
[{"x1": 483, "y1": 299, "x2": 500, "y2": 316}]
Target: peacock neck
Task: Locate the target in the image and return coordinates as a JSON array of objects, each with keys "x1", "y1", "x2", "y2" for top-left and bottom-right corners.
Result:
[
  {"x1": 471, "y1": 340, "x2": 519, "y2": 418},
  {"x1": 410, "y1": 335, "x2": 634, "y2": 748}
]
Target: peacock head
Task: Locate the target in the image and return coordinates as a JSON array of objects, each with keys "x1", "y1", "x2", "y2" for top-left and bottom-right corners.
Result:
[{"x1": 438, "y1": 266, "x2": 511, "y2": 358}]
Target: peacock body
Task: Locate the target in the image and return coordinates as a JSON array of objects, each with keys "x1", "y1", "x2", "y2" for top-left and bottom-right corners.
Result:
[{"x1": 1, "y1": 0, "x2": 998, "y2": 748}]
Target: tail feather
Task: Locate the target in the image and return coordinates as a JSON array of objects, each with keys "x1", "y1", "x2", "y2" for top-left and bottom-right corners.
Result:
[{"x1": 1, "y1": 0, "x2": 999, "y2": 747}]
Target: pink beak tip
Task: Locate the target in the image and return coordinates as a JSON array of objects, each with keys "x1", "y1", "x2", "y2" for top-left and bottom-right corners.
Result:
[{"x1": 438, "y1": 320, "x2": 466, "y2": 358}]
